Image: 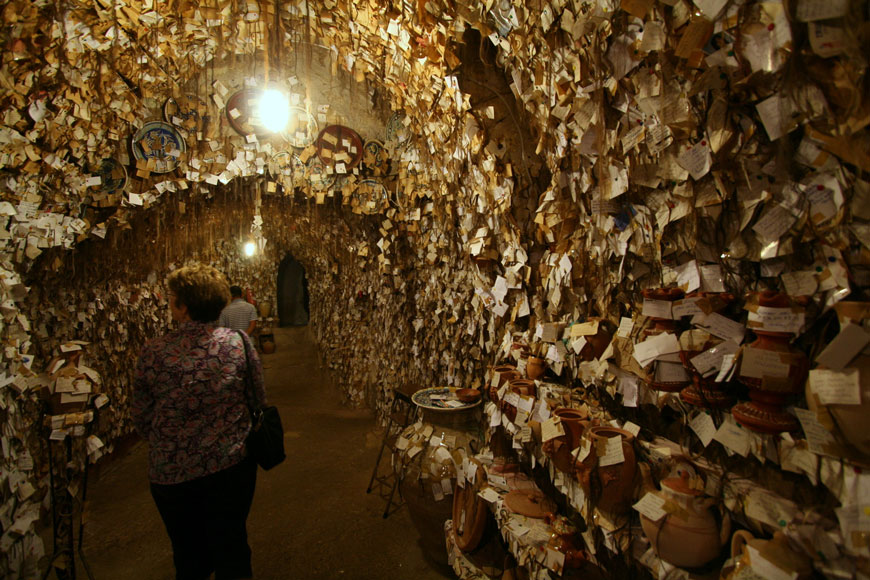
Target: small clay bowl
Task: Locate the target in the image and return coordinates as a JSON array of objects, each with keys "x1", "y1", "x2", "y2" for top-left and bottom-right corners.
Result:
[{"x1": 456, "y1": 388, "x2": 481, "y2": 404}]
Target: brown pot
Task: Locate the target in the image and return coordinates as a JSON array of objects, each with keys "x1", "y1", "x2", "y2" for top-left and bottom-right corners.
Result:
[
  {"x1": 526, "y1": 356, "x2": 546, "y2": 380},
  {"x1": 734, "y1": 291, "x2": 808, "y2": 433},
  {"x1": 588, "y1": 426, "x2": 637, "y2": 515},
  {"x1": 544, "y1": 408, "x2": 590, "y2": 473},
  {"x1": 640, "y1": 473, "x2": 730, "y2": 568},
  {"x1": 578, "y1": 317, "x2": 616, "y2": 362},
  {"x1": 489, "y1": 364, "x2": 521, "y2": 404},
  {"x1": 398, "y1": 404, "x2": 480, "y2": 565},
  {"x1": 501, "y1": 379, "x2": 537, "y2": 422}
]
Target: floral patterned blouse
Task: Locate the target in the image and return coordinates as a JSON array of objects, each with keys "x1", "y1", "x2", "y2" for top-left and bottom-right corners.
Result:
[{"x1": 132, "y1": 321, "x2": 266, "y2": 485}]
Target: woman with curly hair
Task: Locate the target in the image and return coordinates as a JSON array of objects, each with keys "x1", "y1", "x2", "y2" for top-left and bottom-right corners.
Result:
[{"x1": 132, "y1": 263, "x2": 266, "y2": 580}]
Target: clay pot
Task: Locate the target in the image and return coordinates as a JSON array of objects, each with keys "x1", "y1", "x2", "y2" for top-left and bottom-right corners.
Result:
[
  {"x1": 640, "y1": 472, "x2": 731, "y2": 569},
  {"x1": 258, "y1": 301, "x2": 271, "y2": 318},
  {"x1": 726, "y1": 530, "x2": 813, "y2": 580},
  {"x1": 526, "y1": 356, "x2": 547, "y2": 380},
  {"x1": 588, "y1": 426, "x2": 637, "y2": 515},
  {"x1": 260, "y1": 338, "x2": 276, "y2": 354},
  {"x1": 577, "y1": 317, "x2": 616, "y2": 362},
  {"x1": 489, "y1": 365, "x2": 521, "y2": 404},
  {"x1": 807, "y1": 301, "x2": 870, "y2": 459},
  {"x1": 544, "y1": 408, "x2": 590, "y2": 473},
  {"x1": 501, "y1": 379, "x2": 537, "y2": 422},
  {"x1": 457, "y1": 388, "x2": 481, "y2": 403},
  {"x1": 733, "y1": 291, "x2": 808, "y2": 433},
  {"x1": 398, "y1": 403, "x2": 480, "y2": 565}
]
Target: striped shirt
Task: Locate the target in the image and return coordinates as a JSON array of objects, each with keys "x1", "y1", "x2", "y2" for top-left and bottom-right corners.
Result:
[{"x1": 219, "y1": 298, "x2": 258, "y2": 332}]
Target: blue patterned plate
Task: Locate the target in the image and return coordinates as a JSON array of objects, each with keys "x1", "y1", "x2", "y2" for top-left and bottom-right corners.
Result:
[
  {"x1": 412, "y1": 387, "x2": 481, "y2": 411},
  {"x1": 131, "y1": 121, "x2": 186, "y2": 173}
]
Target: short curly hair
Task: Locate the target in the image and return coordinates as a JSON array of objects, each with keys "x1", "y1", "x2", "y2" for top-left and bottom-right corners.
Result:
[{"x1": 166, "y1": 264, "x2": 230, "y2": 323}]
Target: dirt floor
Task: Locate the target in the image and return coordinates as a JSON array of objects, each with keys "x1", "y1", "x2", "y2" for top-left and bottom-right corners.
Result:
[{"x1": 76, "y1": 326, "x2": 453, "y2": 580}]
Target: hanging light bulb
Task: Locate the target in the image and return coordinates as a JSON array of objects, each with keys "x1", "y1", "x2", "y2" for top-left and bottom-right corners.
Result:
[
  {"x1": 257, "y1": 89, "x2": 290, "y2": 133},
  {"x1": 244, "y1": 241, "x2": 256, "y2": 257}
]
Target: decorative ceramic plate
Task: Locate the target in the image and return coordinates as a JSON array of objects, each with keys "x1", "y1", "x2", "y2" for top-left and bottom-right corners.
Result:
[
  {"x1": 225, "y1": 88, "x2": 267, "y2": 137},
  {"x1": 315, "y1": 124, "x2": 363, "y2": 170},
  {"x1": 164, "y1": 94, "x2": 208, "y2": 133},
  {"x1": 306, "y1": 157, "x2": 335, "y2": 191},
  {"x1": 412, "y1": 387, "x2": 482, "y2": 411},
  {"x1": 286, "y1": 107, "x2": 319, "y2": 149},
  {"x1": 357, "y1": 178, "x2": 389, "y2": 212},
  {"x1": 385, "y1": 113, "x2": 410, "y2": 147},
  {"x1": 92, "y1": 158, "x2": 127, "y2": 194},
  {"x1": 131, "y1": 121, "x2": 186, "y2": 173},
  {"x1": 362, "y1": 139, "x2": 389, "y2": 176}
]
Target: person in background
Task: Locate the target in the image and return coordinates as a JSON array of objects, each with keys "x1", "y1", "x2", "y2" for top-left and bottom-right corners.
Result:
[
  {"x1": 220, "y1": 285, "x2": 258, "y2": 336},
  {"x1": 133, "y1": 264, "x2": 265, "y2": 580}
]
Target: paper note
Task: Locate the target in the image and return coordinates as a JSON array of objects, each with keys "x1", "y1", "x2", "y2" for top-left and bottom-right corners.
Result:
[
  {"x1": 747, "y1": 306, "x2": 804, "y2": 334},
  {"x1": 752, "y1": 203, "x2": 797, "y2": 242},
  {"x1": 598, "y1": 435, "x2": 626, "y2": 466},
  {"x1": 677, "y1": 141, "x2": 712, "y2": 180},
  {"x1": 672, "y1": 297, "x2": 704, "y2": 318},
  {"x1": 691, "y1": 312, "x2": 746, "y2": 343},
  {"x1": 794, "y1": 408, "x2": 843, "y2": 457},
  {"x1": 739, "y1": 347, "x2": 791, "y2": 379},
  {"x1": 691, "y1": 340, "x2": 740, "y2": 377},
  {"x1": 816, "y1": 323, "x2": 870, "y2": 370},
  {"x1": 642, "y1": 298, "x2": 674, "y2": 320},
  {"x1": 610, "y1": 320, "x2": 632, "y2": 343},
  {"x1": 690, "y1": 412, "x2": 717, "y2": 447},
  {"x1": 713, "y1": 419, "x2": 750, "y2": 456},
  {"x1": 809, "y1": 368, "x2": 860, "y2": 405},
  {"x1": 541, "y1": 417, "x2": 565, "y2": 442},
  {"x1": 633, "y1": 332, "x2": 681, "y2": 367},
  {"x1": 633, "y1": 492, "x2": 668, "y2": 521},
  {"x1": 623, "y1": 421, "x2": 641, "y2": 437}
]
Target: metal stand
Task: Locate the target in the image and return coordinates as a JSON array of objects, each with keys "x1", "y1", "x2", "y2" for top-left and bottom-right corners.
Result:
[
  {"x1": 42, "y1": 426, "x2": 94, "y2": 580},
  {"x1": 366, "y1": 385, "x2": 417, "y2": 518}
]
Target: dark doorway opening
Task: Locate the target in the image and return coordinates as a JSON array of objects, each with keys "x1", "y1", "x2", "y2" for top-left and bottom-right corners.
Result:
[{"x1": 277, "y1": 253, "x2": 309, "y2": 326}]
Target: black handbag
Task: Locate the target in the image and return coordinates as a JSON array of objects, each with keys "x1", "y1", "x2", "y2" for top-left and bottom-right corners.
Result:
[{"x1": 238, "y1": 332, "x2": 286, "y2": 470}]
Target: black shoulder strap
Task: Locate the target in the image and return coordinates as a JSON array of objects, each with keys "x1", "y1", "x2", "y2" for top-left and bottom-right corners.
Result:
[{"x1": 237, "y1": 331, "x2": 258, "y2": 414}]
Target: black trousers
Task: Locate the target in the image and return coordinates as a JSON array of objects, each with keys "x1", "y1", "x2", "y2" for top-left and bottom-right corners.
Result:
[{"x1": 151, "y1": 457, "x2": 257, "y2": 580}]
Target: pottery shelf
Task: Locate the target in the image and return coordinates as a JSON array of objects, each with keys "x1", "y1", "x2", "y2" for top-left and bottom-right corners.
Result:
[
  {"x1": 481, "y1": 371, "x2": 863, "y2": 579},
  {"x1": 448, "y1": 454, "x2": 596, "y2": 580}
]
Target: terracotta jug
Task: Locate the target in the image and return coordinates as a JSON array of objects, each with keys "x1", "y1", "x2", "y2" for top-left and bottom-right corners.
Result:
[
  {"x1": 489, "y1": 364, "x2": 521, "y2": 404},
  {"x1": 501, "y1": 379, "x2": 536, "y2": 422},
  {"x1": 725, "y1": 530, "x2": 813, "y2": 580},
  {"x1": 397, "y1": 396, "x2": 481, "y2": 566},
  {"x1": 588, "y1": 426, "x2": 637, "y2": 515},
  {"x1": 526, "y1": 356, "x2": 547, "y2": 380},
  {"x1": 543, "y1": 407, "x2": 590, "y2": 473},
  {"x1": 640, "y1": 471, "x2": 731, "y2": 568}
]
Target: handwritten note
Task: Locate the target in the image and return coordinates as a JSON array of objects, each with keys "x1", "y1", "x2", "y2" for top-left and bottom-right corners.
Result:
[
  {"x1": 633, "y1": 492, "x2": 668, "y2": 521},
  {"x1": 809, "y1": 368, "x2": 860, "y2": 405},
  {"x1": 690, "y1": 412, "x2": 717, "y2": 447},
  {"x1": 713, "y1": 419, "x2": 751, "y2": 456}
]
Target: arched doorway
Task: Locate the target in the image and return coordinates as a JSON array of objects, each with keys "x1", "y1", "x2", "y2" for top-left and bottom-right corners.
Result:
[{"x1": 277, "y1": 253, "x2": 309, "y2": 326}]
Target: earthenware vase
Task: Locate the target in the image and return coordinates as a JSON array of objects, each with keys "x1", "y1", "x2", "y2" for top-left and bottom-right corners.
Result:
[
  {"x1": 733, "y1": 291, "x2": 808, "y2": 433},
  {"x1": 526, "y1": 356, "x2": 547, "y2": 380},
  {"x1": 588, "y1": 426, "x2": 637, "y2": 515},
  {"x1": 398, "y1": 400, "x2": 481, "y2": 566},
  {"x1": 640, "y1": 472, "x2": 731, "y2": 569}
]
